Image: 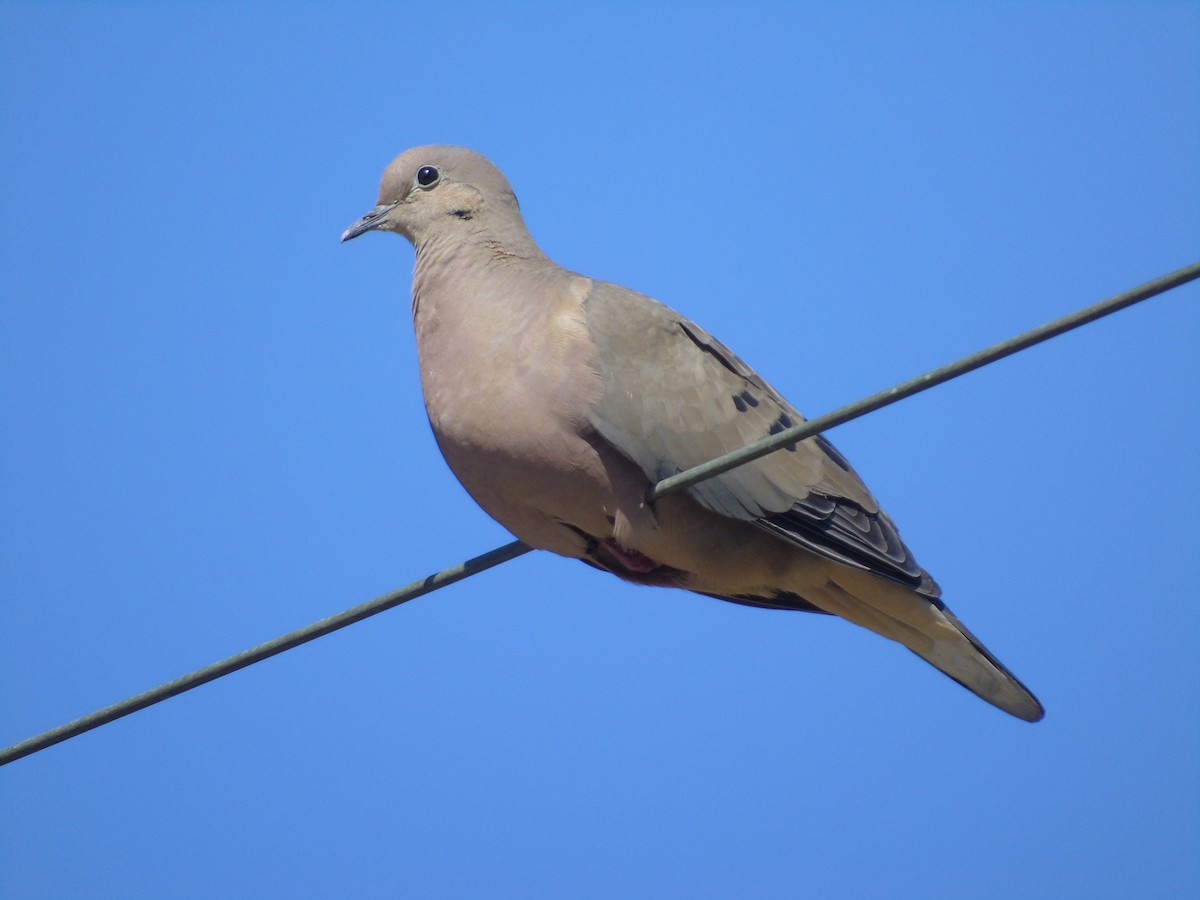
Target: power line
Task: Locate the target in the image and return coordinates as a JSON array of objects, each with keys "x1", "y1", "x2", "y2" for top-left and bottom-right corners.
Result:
[
  {"x1": 0, "y1": 541, "x2": 533, "y2": 767},
  {"x1": 2, "y1": 261, "x2": 1197, "y2": 767},
  {"x1": 650, "y1": 261, "x2": 1200, "y2": 500}
]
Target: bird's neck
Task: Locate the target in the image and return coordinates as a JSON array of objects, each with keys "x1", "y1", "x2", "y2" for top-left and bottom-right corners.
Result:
[
  {"x1": 411, "y1": 229, "x2": 555, "y2": 331},
  {"x1": 414, "y1": 213, "x2": 546, "y2": 267},
  {"x1": 414, "y1": 222, "x2": 546, "y2": 299}
]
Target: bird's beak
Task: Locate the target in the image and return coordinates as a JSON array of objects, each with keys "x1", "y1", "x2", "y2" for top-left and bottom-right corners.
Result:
[{"x1": 341, "y1": 203, "x2": 398, "y2": 242}]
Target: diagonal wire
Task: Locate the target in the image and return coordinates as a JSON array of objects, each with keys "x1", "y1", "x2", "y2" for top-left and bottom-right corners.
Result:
[
  {"x1": 650, "y1": 261, "x2": 1200, "y2": 500},
  {"x1": 0, "y1": 541, "x2": 534, "y2": 767},
  {"x1": 2, "y1": 261, "x2": 1197, "y2": 767}
]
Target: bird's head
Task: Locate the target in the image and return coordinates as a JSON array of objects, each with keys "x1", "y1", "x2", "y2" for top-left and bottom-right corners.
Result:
[{"x1": 341, "y1": 145, "x2": 525, "y2": 247}]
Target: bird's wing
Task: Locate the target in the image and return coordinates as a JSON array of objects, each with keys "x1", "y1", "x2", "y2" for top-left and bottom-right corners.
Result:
[{"x1": 581, "y1": 279, "x2": 939, "y2": 598}]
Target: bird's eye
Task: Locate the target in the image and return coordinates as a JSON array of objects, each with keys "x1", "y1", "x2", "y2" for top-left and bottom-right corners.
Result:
[{"x1": 416, "y1": 165, "x2": 440, "y2": 187}]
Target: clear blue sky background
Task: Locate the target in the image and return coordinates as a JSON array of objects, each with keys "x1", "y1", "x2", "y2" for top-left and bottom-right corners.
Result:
[{"x1": 2, "y1": 3, "x2": 1197, "y2": 897}]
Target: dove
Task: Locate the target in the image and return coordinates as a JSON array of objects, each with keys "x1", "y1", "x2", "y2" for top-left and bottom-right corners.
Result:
[{"x1": 342, "y1": 145, "x2": 1043, "y2": 722}]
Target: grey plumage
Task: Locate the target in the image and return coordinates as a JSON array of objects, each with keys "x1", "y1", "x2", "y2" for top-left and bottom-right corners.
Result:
[{"x1": 343, "y1": 145, "x2": 1043, "y2": 722}]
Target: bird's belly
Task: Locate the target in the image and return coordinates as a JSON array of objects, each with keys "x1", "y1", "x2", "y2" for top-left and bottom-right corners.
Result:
[
  {"x1": 431, "y1": 399, "x2": 811, "y2": 596},
  {"x1": 431, "y1": 410, "x2": 634, "y2": 559}
]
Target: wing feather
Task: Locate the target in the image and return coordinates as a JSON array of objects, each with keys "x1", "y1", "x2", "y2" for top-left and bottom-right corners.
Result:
[{"x1": 581, "y1": 281, "x2": 938, "y2": 598}]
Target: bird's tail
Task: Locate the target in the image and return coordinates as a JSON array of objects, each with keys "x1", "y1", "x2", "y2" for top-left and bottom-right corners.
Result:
[
  {"x1": 910, "y1": 603, "x2": 1044, "y2": 722},
  {"x1": 811, "y1": 565, "x2": 1044, "y2": 722}
]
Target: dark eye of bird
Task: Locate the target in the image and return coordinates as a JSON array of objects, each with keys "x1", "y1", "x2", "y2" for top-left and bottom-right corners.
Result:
[{"x1": 416, "y1": 165, "x2": 440, "y2": 187}]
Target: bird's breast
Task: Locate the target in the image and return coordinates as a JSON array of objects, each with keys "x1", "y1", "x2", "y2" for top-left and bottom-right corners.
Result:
[{"x1": 411, "y1": 268, "x2": 625, "y2": 550}]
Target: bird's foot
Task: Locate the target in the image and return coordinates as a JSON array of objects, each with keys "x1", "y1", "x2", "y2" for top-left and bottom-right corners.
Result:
[{"x1": 598, "y1": 538, "x2": 661, "y2": 574}]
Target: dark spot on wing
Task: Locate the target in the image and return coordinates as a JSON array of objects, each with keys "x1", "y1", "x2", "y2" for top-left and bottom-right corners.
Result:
[
  {"x1": 767, "y1": 411, "x2": 798, "y2": 451},
  {"x1": 678, "y1": 322, "x2": 741, "y2": 376},
  {"x1": 815, "y1": 435, "x2": 853, "y2": 472},
  {"x1": 731, "y1": 388, "x2": 760, "y2": 412}
]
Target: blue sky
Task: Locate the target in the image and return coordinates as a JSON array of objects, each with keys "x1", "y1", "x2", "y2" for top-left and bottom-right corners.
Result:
[{"x1": 2, "y1": 2, "x2": 1197, "y2": 897}]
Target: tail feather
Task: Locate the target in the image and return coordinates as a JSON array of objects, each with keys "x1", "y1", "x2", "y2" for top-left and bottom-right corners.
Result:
[
  {"x1": 813, "y1": 565, "x2": 1044, "y2": 722},
  {"x1": 919, "y1": 605, "x2": 1044, "y2": 722}
]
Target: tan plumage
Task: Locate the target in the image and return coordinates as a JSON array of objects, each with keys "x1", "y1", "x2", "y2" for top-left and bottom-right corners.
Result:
[{"x1": 342, "y1": 145, "x2": 1043, "y2": 722}]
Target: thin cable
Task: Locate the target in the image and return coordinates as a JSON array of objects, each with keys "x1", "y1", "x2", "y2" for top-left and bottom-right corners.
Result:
[
  {"x1": 651, "y1": 261, "x2": 1200, "y2": 499},
  {"x1": 0, "y1": 541, "x2": 533, "y2": 767},
  {"x1": 2, "y1": 261, "x2": 1197, "y2": 767}
]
